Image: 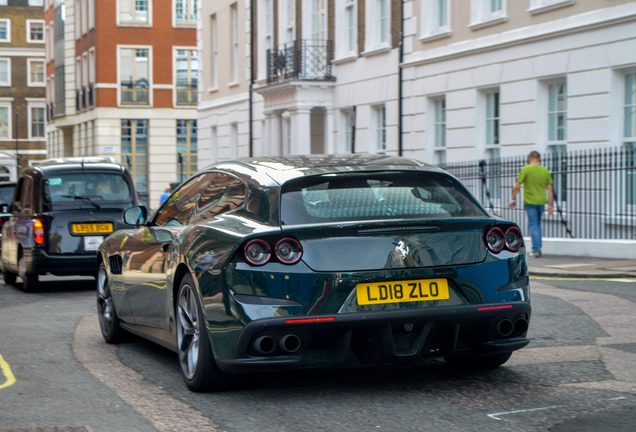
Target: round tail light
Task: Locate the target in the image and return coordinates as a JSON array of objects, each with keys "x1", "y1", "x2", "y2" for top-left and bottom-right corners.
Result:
[
  {"x1": 484, "y1": 227, "x2": 505, "y2": 253},
  {"x1": 275, "y1": 238, "x2": 302, "y2": 265},
  {"x1": 244, "y1": 239, "x2": 271, "y2": 266},
  {"x1": 504, "y1": 227, "x2": 523, "y2": 252}
]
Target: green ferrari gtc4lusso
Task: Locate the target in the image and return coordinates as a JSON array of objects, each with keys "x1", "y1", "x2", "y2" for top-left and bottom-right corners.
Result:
[{"x1": 96, "y1": 154, "x2": 530, "y2": 391}]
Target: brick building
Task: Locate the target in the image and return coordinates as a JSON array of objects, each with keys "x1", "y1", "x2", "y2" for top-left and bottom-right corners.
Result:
[
  {"x1": 0, "y1": 0, "x2": 46, "y2": 180},
  {"x1": 45, "y1": 0, "x2": 197, "y2": 205}
]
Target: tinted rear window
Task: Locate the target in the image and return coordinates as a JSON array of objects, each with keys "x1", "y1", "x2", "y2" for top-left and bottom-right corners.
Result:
[
  {"x1": 280, "y1": 172, "x2": 487, "y2": 225},
  {"x1": 44, "y1": 172, "x2": 133, "y2": 207},
  {"x1": 0, "y1": 185, "x2": 15, "y2": 205}
]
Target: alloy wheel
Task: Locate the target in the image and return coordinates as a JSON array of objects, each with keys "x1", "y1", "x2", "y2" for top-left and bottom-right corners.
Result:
[{"x1": 177, "y1": 282, "x2": 201, "y2": 380}]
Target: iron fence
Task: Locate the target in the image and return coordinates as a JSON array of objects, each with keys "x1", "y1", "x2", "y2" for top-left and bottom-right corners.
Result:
[
  {"x1": 443, "y1": 147, "x2": 636, "y2": 240},
  {"x1": 267, "y1": 39, "x2": 334, "y2": 84}
]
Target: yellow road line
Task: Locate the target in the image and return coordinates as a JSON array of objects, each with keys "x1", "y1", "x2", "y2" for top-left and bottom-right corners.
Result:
[{"x1": 0, "y1": 353, "x2": 16, "y2": 390}]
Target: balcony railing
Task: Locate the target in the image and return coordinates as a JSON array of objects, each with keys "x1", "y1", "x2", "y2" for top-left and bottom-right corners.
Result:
[
  {"x1": 267, "y1": 39, "x2": 334, "y2": 84},
  {"x1": 176, "y1": 81, "x2": 197, "y2": 105},
  {"x1": 120, "y1": 79, "x2": 149, "y2": 104}
]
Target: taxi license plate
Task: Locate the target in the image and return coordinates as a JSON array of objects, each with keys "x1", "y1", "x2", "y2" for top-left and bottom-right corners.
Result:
[
  {"x1": 356, "y1": 279, "x2": 449, "y2": 305},
  {"x1": 72, "y1": 223, "x2": 113, "y2": 234}
]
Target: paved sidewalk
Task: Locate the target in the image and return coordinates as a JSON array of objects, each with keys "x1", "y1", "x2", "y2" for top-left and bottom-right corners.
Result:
[{"x1": 527, "y1": 254, "x2": 636, "y2": 278}]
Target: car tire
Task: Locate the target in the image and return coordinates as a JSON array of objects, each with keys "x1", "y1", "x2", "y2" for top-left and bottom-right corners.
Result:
[
  {"x1": 445, "y1": 351, "x2": 513, "y2": 369},
  {"x1": 18, "y1": 256, "x2": 38, "y2": 292},
  {"x1": 3, "y1": 268, "x2": 16, "y2": 285},
  {"x1": 176, "y1": 274, "x2": 228, "y2": 392},
  {"x1": 96, "y1": 261, "x2": 126, "y2": 343}
]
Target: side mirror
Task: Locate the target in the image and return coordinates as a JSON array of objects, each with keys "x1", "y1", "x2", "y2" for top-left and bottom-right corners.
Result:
[
  {"x1": 0, "y1": 204, "x2": 8, "y2": 213},
  {"x1": 123, "y1": 206, "x2": 148, "y2": 226}
]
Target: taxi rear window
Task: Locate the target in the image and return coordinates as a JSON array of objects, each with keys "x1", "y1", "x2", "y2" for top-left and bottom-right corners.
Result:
[
  {"x1": 44, "y1": 172, "x2": 133, "y2": 206},
  {"x1": 280, "y1": 172, "x2": 487, "y2": 225}
]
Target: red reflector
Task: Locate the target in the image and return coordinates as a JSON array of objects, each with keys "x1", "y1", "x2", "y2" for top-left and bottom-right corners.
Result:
[
  {"x1": 284, "y1": 317, "x2": 336, "y2": 324},
  {"x1": 477, "y1": 305, "x2": 514, "y2": 311},
  {"x1": 33, "y1": 220, "x2": 45, "y2": 245}
]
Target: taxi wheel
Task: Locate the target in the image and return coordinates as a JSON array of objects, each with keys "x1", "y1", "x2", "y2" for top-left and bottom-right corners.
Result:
[
  {"x1": 176, "y1": 274, "x2": 228, "y2": 392},
  {"x1": 3, "y1": 269, "x2": 16, "y2": 285},
  {"x1": 18, "y1": 257, "x2": 38, "y2": 293},
  {"x1": 445, "y1": 351, "x2": 513, "y2": 369},
  {"x1": 97, "y1": 261, "x2": 125, "y2": 343}
]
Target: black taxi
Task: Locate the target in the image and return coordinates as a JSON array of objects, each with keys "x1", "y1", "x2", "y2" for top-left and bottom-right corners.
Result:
[{"x1": 1, "y1": 157, "x2": 139, "y2": 291}]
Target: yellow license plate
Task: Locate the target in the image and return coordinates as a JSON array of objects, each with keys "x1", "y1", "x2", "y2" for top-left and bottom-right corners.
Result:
[
  {"x1": 356, "y1": 279, "x2": 449, "y2": 305},
  {"x1": 72, "y1": 223, "x2": 113, "y2": 234}
]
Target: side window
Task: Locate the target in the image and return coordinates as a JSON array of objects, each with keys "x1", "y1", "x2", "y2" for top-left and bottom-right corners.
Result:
[
  {"x1": 16, "y1": 176, "x2": 34, "y2": 212},
  {"x1": 154, "y1": 172, "x2": 215, "y2": 226},
  {"x1": 191, "y1": 172, "x2": 246, "y2": 223},
  {"x1": 13, "y1": 178, "x2": 25, "y2": 211}
]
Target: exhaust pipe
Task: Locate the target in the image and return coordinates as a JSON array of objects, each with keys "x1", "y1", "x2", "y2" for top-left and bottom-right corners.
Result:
[
  {"x1": 253, "y1": 335, "x2": 276, "y2": 355},
  {"x1": 496, "y1": 319, "x2": 514, "y2": 337},
  {"x1": 279, "y1": 334, "x2": 302, "y2": 354},
  {"x1": 513, "y1": 318, "x2": 529, "y2": 336}
]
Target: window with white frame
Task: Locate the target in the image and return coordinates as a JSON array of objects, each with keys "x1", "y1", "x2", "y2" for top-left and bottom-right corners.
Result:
[
  {"x1": 211, "y1": 14, "x2": 218, "y2": 89},
  {"x1": 366, "y1": 0, "x2": 390, "y2": 51},
  {"x1": 119, "y1": 0, "x2": 150, "y2": 26},
  {"x1": 29, "y1": 103, "x2": 46, "y2": 139},
  {"x1": 375, "y1": 105, "x2": 387, "y2": 153},
  {"x1": 0, "y1": 102, "x2": 10, "y2": 139},
  {"x1": 27, "y1": 20, "x2": 45, "y2": 43},
  {"x1": 529, "y1": 0, "x2": 574, "y2": 14},
  {"x1": 547, "y1": 80, "x2": 567, "y2": 201},
  {"x1": 548, "y1": 81, "x2": 567, "y2": 147},
  {"x1": 484, "y1": 90, "x2": 501, "y2": 200},
  {"x1": 342, "y1": 108, "x2": 355, "y2": 153},
  {"x1": 258, "y1": 0, "x2": 274, "y2": 81},
  {"x1": 230, "y1": 122, "x2": 238, "y2": 159},
  {"x1": 336, "y1": 0, "x2": 357, "y2": 58},
  {"x1": 175, "y1": 0, "x2": 197, "y2": 26},
  {"x1": 89, "y1": 49, "x2": 95, "y2": 105},
  {"x1": 121, "y1": 119, "x2": 149, "y2": 202},
  {"x1": 0, "y1": 19, "x2": 10, "y2": 43},
  {"x1": 278, "y1": 0, "x2": 295, "y2": 44},
  {"x1": 176, "y1": 120, "x2": 197, "y2": 182},
  {"x1": 434, "y1": 97, "x2": 447, "y2": 166},
  {"x1": 27, "y1": 59, "x2": 45, "y2": 87},
  {"x1": 230, "y1": 3, "x2": 239, "y2": 83},
  {"x1": 624, "y1": 72, "x2": 636, "y2": 205},
  {"x1": 119, "y1": 47, "x2": 150, "y2": 105},
  {"x1": 176, "y1": 48, "x2": 198, "y2": 105},
  {"x1": 29, "y1": 0, "x2": 44, "y2": 5},
  {"x1": 81, "y1": 0, "x2": 88, "y2": 35},
  {"x1": 421, "y1": 0, "x2": 450, "y2": 39},
  {"x1": 0, "y1": 58, "x2": 10, "y2": 86},
  {"x1": 75, "y1": 0, "x2": 81, "y2": 40},
  {"x1": 210, "y1": 126, "x2": 218, "y2": 163},
  {"x1": 470, "y1": 0, "x2": 506, "y2": 28},
  {"x1": 89, "y1": 0, "x2": 95, "y2": 29}
]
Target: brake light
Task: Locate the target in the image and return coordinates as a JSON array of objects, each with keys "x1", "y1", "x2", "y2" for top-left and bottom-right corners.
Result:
[
  {"x1": 484, "y1": 225, "x2": 524, "y2": 254},
  {"x1": 284, "y1": 317, "x2": 335, "y2": 324},
  {"x1": 33, "y1": 220, "x2": 45, "y2": 245},
  {"x1": 242, "y1": 237, "x2": 303, "y2": 266}
]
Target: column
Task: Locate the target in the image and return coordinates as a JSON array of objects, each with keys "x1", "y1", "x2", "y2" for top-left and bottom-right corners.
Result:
[{"x1": 292, "y1": 108, "x2": 312, "y2": 155}]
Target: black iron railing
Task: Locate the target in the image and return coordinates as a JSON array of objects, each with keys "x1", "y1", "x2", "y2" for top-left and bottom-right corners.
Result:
[
  {"x1": 443, "y1": 147, "x2": 636, "y2": 240},
  {"x1": 267, "y1": 39, "x2": 334, "y2": 84}
]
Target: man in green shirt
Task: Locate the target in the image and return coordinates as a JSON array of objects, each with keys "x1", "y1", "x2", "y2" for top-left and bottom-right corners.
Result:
[{"x1": 509, "y1": 151, "x2": 554, "y2": 258}]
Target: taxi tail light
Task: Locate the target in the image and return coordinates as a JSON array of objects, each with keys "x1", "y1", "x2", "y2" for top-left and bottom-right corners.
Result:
[{"x1": 33, "y1": 220, "x2": 45, "y2": 245}]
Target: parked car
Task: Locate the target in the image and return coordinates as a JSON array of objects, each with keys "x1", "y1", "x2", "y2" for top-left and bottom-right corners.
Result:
[
  {"x1": 96, "y1": 154, "x2": 530, "y2": 392},
  {"x1": 0, "y1": 181, "x2": 16, "y2": 252},
  {"x1": 1, "y1": 157, "x2": 139, "y2": 291}
]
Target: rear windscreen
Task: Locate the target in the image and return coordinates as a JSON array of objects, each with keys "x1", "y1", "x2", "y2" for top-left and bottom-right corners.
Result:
[
  {"x1": 280, "y1": 172, "x2": 487, "y2": 225},
  {"x1": 44, "y1": 172, "x2": 133, "y2": 207}
]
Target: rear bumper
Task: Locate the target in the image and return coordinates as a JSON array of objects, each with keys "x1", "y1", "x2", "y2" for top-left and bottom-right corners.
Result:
[
  {"x1": 24, "y1": 248, "x2": 97, "y2": 277},
  {"x1": 214, "y1": 301, "x2": 531, "y2": 374}
]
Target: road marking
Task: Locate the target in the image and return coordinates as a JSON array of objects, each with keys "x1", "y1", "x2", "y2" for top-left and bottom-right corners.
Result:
[
  {"x1": 74, "y1": 316, "x2": 222, "y2": 432},
  {"x1": 0, "y1": 352, "x2": 16, "y2": 390},
  {"x1": 487, "y1": 405, "x2": 562, "y2": 420}
]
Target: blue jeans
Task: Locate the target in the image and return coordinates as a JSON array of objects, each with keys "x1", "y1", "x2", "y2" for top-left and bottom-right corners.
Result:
[{"x1": 525, "y1": 204, "x2": 544, "y2": 253}]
